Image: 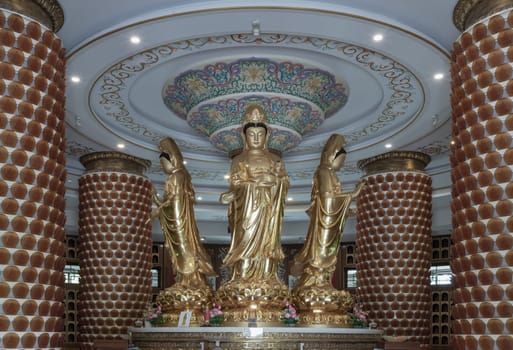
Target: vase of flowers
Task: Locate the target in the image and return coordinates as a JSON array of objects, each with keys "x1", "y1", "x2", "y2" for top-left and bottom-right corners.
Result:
[
  {"x1": 348, "y1": 304, "x2": 368, "y2": 328},
  {"x1": 208, "y1": 303, "x2": 224, "y2": 326},
  {"x1": 280, "y1": 302, "x2": 299, "y2": 326},
  {"x1": 146, "y1": 305, "x2": 163, "y2": 327}
]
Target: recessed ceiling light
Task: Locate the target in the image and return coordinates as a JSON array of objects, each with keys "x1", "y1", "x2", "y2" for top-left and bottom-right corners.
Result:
[
  {"x1": 200, "y1": 237, "x2": 205, "y2": 241},
  {"x1": 287, "y1": 197, "x2": 293, "y2": 201},
  {"x1": 70, "y1": 76, "x2": 80, "y2": 83},
  {"x1": 130, "y1": 36, "x2": 141, "y2": 44},
  {"x1": 117, "y1": 143, "x2": 125, "y2": 149},
  {"x1": 224, "y1": 174, "x2": 230, "y2": 179},
  {"x1": 385, "y1": 143, "x2": 392, "y2": 149},
  {"x1": 197, "y1": 196, "x2": 203, "y2": 201},
  {"x1": 450, "y1": 140, "x2": 455, "y2": 145},
  {"x1": 183, "y1": 160, "x2": 187, "y2": 165},
  {"x1": 434, "y1": 73, "x2": 444, "y2": 80},
  {"x1": 373, "y1": 33, "x2": 383, "y2": 42}
]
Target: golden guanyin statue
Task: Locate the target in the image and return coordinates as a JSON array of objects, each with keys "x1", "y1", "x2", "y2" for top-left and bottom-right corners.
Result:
[
  {"x1": 216, "y1": 105, "x2": 290, "y2": 324},
  {"x1": 150, "y1": 137, "x2": 215, "y2": 325},
  {"x1": 291, "y1": 134, "x2": 365, "y2": 326}
]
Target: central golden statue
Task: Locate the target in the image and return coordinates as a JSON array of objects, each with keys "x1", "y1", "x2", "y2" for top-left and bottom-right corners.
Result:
[{"x1": 216, "y1": 105, "x2": 290, "y2": 324}]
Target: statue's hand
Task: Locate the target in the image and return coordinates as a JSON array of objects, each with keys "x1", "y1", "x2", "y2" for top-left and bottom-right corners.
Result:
[
  {"x1": 152, "y1": 190, "x2": 162, "y2": 205},
  {"x1": 220, "y1": 191, "x2": 234, "y2": 204}
]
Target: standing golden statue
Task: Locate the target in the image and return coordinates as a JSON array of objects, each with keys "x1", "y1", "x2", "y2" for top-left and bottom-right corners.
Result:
[
  {"x1": 150, "y1": 137, "x2": 215, "y2": 325},
  {"x1": 291, "y1": 134, "x2": 365, "y2": 326},
  {"x1": 216, "y1": 105, "x2": 290, "y2": 324}
]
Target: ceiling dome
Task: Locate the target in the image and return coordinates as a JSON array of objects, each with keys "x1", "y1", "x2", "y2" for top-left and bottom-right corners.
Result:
[{"x1": 163, "y1": 57, "x2": 348, "y2": 153}]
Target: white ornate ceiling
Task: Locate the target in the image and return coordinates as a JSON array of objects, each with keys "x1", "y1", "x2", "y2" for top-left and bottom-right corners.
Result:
[{"x1": 60, "y1": 0, "x2": 461, "y2": 243}]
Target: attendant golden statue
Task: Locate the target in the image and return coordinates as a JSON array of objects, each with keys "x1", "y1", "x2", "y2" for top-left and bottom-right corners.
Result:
[
  {"x1": 216, "y1": 105, "x2": 290, "y2": 324},
  {"x1": 150, "y1": 137, "x2": 215, "y2": 325},
  {"x1": 291, "y1": 134, "x2": 365, "y2": 326}
]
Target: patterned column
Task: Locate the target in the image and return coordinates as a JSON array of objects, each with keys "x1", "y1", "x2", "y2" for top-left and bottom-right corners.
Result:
[
  {"x1": 451, "y1": 1, "x2": 513, "y2": 349},
  {"x1": 78, "y1": 152, "x2": 153, "y2": 350},
  {"x1": 0, "y1": 1, "x2": 66, "y2": 349},
  {"x1": 356, "y1": 151, "x2": 432, "y2": 348}
]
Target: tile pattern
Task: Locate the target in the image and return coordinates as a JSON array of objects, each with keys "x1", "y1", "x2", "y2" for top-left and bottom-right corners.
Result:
[
  {"x1": 450, "y1": 9, "x2": 513, "y2": 350},
  {"x1": 0, "y1": 10, "x2": 66, "y2": 349}
]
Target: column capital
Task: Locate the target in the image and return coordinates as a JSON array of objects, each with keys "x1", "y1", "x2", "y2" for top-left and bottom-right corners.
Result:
[
  {"x1": 80, "y1": 151, "x2": 151, "y2": 176},
  {"x1": 0, "y1": 0, "x2": 63, "y2": 31},
  {"x1": 357, "y1": 151, "x2": 431, "y2": 176},
  {"x1": 454, "y1": 0, "x2": 513, "y2": 31}
]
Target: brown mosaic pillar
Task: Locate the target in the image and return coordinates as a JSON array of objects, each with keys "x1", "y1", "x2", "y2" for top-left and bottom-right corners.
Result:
[
  {"x1": 0, "y1": 1, "x2": 66, "y2": 349},
  {"x1": 356, "y1": 151, "x2": 432, "y2": 348},
  {"x1": 451, "y1": 1, "x2": 513, "y2": 349},
  {"x1": 78, "y1": 152, "x2": 153, "y2": 350}
]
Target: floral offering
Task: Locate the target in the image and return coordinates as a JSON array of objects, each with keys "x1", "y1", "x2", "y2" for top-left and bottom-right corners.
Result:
[
  {"x1": 146, "y1": 305, "x2": 163, "y2": 326},
  {"x1": 348, "y1": 304, "x2": 368, "y2": 328},
  {"x1": 208, "y1": 303, "x2": 224, "y2": 325},
  {"x1": 280, "y1": 302, "x2": 299, "y2": 325}
]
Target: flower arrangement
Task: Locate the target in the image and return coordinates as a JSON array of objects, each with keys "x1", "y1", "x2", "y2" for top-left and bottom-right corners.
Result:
[
  {"x1": 280, "y1": 302, "x2": 299, "y2": 325},
  {"x1": 348, "y1": 304, "x2": 368, "y2": 328},
  {"x1": 146, "y1": 305, "x2": 163, "y2": 326},
  {"x1": 208, "y1": 303, "x2": 224, "y2": 325}
]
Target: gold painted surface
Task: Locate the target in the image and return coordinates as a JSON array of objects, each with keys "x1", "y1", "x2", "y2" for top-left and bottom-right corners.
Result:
[
  {"x1": 131, "y1": 328, "x2": 382, "y2": 350},
  {"x1": 454, "y1": 0, "x2": 513, "y2": 31},
  {"x1": 219, "y1": 104, "x2": 289, "y2": 296},
  {"x1": 357, "y1": 151, "x2": 430, "y2": 175},
  {"x1": 290, "y1": 135, "x2": 363, "y2": 325},
  {"x1": 80, "y1": 151, "x2": 151, "y2": 175},
  {"x1": 0, "y1": 0, "x2": 64, "y2": 31},
  {"x1": 217, "y1": 105, "x2": 289, "y2": 323},
  {"x1": 151, "y1": 137, "x2": 215, "y2": 318}
]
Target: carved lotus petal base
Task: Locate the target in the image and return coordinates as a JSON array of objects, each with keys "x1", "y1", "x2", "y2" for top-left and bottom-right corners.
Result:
[
  {"x1": 293, "y1": 285, "x2": 354, "y2": 313},
  {"x1": 298, "y1": 311, "x2": 352, "y2": 328},
  {"x1": 215, "y1": 279, "x2": 291, "y2": 325},
  {"x1": 157, "y1": 284, "x2": 213, "y2": 313},
  {"x1": 161, "y1": 309, "x2": 205, "y2": 327}
]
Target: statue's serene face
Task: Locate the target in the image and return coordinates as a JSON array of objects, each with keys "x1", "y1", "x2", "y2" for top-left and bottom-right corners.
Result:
[
  {"x1": 332, "y1": 152, "x2": 346, "y2": 171},
  {"x1": 245, "y1": 127, "x2": 267, "y2": 150}
]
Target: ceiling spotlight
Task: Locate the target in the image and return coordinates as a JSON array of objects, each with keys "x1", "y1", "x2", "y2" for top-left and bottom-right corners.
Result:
[
  {"x1": 70, "y1": 76, "x2": 81, "y2": 83},
  {"x1": 252, "y1": 20, "x2": 260, "y2": 36},
  {"x1": 434, "y1": 73, "x2": 444, "y2": 80},
  {"x1": 183, "y1": 160, "x2": 187, "y2": 165},
  {"x1": 200, "y1": 237, "x2": 205, "y2": 241},
  {"x1": 130, "y1": 36, "x2": 141, "y2": 44},
  {"x1": 117, "y1": 143, "x2": 125, "y2": 149},
  {"x1": 450, "y1": 140, "x2": 456, "y2": 145},
  {"x1": 385, "y1": 143, "x2": 392, "y2": 149},
  {"x1": 224, "y1": 174, "x2": 230, "y2": 180},
  {"x1": 197, "y1": 196, "x2": 203, "y2": 201},
  {"x1": 287, "y1": 197, "x2": 293, "y2": 201},
  {"x1": 373, "y1": 33, "x2": 383, "y2": 42}
]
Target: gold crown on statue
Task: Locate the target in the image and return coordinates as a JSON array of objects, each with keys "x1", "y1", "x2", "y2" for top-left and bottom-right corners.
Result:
[{"x1": 242, "y1": 105, "x2": 266, "y2": 125}]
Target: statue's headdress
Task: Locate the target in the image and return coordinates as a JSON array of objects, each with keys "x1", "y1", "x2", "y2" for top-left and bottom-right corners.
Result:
[
  {"x1": 159, "y1": 137, "x2": 184, "y2": 168},
  {"x1": 321, "y1": 134, "x2": 346, "y2": 165},
  {"x1": 242, "y1": 105, "x2": 267, "y2": 133}
]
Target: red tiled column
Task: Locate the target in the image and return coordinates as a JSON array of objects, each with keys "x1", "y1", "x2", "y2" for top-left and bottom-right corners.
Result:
[
  {"x1": 356, "y1": 151, "x2": 432, "y2": 348},
  {"x1": 78, "y1": 152, "x2": 153, "y2": 350},
  {"x1": 0, "y1": 1, "x2": 66, "y2": 348},
  {"x1": 452, "y1": 1, "x2": 513, "y2": 349}
]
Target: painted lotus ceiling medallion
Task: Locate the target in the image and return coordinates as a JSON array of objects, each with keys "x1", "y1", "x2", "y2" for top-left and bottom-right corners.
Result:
[{"x1": 162, "y1": 58, "x2": 348, "y2": 153}]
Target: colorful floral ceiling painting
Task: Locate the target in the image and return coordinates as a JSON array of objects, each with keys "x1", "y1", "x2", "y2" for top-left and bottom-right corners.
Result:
[{"x1": 162, "y1": 58, "x2": 348, "y2": 153}]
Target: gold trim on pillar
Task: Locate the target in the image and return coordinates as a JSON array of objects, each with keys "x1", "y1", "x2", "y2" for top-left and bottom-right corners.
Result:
[
  {"x1": 357, "y1": 151, "x2": 431, "y2": 175},
  {"x1": 0, "y1": 0, "x2": 64, "y2": 31},
  {"x1": 80, "y1": 151, "x2": 151, "y2": 175},
  {"x1": 453, "y1": 0, "x2": 513, "y2": 31}
]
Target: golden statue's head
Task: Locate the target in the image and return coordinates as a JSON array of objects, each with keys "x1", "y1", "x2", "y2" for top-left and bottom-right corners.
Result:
[
  {"x1": 159, "y1": 137, "x2": 184, "y2": 169},
  {"x1": 242, "y1": 105, "x2": 268, "y2": 134},
  {"x1": 321, "y1": 134, "x2": 346, "y2": 166}
]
